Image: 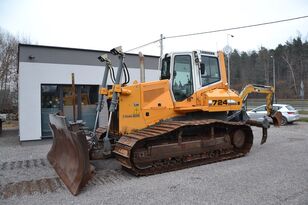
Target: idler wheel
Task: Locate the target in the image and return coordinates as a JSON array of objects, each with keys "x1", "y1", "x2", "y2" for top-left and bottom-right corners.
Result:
[{"x1": 231, "y1": 129, "x2": 246, "y2": 149}]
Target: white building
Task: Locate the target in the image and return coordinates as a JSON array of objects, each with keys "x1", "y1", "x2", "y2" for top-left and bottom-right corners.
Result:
[{"x1": 18, "y1": 44, "x2": 160, "y2": 141}]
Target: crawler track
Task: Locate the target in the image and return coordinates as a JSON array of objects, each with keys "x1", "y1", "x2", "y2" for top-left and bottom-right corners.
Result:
[{"x1": 114, "y1": 119, "x2": 253, "y2": 176}]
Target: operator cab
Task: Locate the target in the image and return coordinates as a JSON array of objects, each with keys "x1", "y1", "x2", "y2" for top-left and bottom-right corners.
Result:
[{"x1": 160, "y1": 51, "x2": 221, "y2": 102}]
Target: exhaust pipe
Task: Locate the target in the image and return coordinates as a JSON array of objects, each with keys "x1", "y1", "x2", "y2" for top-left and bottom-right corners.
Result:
[{"x1": 139, "y1": 52, "x2": 145, "y2": 83}]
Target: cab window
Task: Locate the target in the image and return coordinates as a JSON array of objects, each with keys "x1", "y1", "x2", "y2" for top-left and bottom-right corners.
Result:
[
  {"x1": 172, "y1": 55, "x2": 193, "y2": 101},
  {"x1": 201, "y1": 56, "x2": 220, "y2": 86}
]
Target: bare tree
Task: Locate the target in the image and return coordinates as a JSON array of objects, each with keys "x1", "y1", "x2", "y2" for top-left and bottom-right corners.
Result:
[
  {"x1": 281, "y1": 50, "x2": 298, "y2": 95},
  {"x1": 0, "y1": 28, "x2": 19, "y2": 112}
]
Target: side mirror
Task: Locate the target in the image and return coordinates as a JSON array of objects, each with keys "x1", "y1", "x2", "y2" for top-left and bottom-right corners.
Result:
[{"x1": 200, "y1": 63, "x2": 205, "y2": 75}]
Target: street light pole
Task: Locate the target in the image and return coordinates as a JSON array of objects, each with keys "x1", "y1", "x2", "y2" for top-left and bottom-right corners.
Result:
[
  {"x1": 271, "y1": 56, "x2": 276, "y2": 103},
  {"x1": 224, "y1": 34, "x2": 234, "y2": 87}
]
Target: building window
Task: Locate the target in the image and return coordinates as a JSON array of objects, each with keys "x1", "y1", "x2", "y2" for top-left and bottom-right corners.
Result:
[{"x1": 41, "y1": 84, "x2": 98, "y2": 137}]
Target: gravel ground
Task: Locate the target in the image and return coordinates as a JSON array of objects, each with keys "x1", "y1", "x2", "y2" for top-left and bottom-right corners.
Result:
[{"x1": 0, "y1": 123, "x2": 307, "y2": 205}]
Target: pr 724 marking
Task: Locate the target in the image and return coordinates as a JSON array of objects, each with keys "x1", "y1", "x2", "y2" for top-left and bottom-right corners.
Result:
[{"x1": 212, "y1": 99, "x2": 228, "y2": 106}]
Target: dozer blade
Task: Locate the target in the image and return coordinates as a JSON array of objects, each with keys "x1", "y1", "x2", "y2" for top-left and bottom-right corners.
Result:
[
  {"x1": 47, "y1": 114, "x2": 95, "y2": 195},
  {"x1": 271, "y1": 111, "x2": 282, "y2": 127}
]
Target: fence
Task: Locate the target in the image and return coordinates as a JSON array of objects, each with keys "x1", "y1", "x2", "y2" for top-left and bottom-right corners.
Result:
[{"x1": 246, "y1": 99, "x2": 308, "y2": 111}]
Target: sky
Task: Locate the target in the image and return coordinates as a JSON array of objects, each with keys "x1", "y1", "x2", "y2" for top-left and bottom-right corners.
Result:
[{"x1": 0, "y1": 0, "x2": 308, "y2": 56}]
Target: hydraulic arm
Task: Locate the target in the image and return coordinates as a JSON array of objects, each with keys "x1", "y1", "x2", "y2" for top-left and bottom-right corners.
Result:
[{"x1": 240, "y1": 84, "x2": 282, "y2": 127}]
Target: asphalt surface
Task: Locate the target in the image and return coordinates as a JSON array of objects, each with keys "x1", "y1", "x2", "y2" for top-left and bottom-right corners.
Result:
[{"x1": 0, "y1": 123, "x2": 307, "y2": 205}]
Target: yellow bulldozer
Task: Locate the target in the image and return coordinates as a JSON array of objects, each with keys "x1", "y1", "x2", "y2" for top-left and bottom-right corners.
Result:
[{"x1": 47, "y1": 47, "x2": 281, "y2": 195}]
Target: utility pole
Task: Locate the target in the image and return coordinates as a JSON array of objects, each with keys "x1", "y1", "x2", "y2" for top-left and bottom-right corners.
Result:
[
  {"x1": 160, "y1": 34, "x2": 164, "y2": 57},
  {"x1": 223, "y1": 34, "x2": 234, "y2": 87},
  {"x1": 271, "y1": 56, "x2": 276, "y2": 103}
]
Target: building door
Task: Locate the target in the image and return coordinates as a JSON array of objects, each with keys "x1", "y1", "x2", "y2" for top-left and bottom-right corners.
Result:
[
  {"x1": 41, "y1": 84, "x2": 98, "y2": 137},
  {"x1": 41, "y1": 85, "x2": 60, "y2": 136}
]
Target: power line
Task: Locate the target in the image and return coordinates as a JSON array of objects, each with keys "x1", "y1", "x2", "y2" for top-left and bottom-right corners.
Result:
[
  {"x1": 165, "y1": 15, "x2": 308, "y2": 39},
  {"x1": 125, "y1": 39, "x2": 161, "y2": 53},
  {"x1": 125, "y1": 15, "x2": 308, "y2": 52}
]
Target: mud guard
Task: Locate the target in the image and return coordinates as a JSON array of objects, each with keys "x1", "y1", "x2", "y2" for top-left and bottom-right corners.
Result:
[{"x1": 47, "y1": 114, "x2": 95, "y2": 195}]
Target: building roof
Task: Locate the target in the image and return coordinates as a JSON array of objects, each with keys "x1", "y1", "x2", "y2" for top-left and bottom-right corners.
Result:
[{"x1": 18, "y1": 44, "x2": 160, "y2": 71}]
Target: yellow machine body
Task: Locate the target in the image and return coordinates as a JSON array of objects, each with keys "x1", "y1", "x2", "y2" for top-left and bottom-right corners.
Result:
[{"x1": 109, "y1": 52, "x2": 243, "y2": 135}]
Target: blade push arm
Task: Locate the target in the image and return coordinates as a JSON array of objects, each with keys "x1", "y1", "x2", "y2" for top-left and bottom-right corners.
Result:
[{"x1": 94, "y1": 54, "x2": 113, "y2": 132}]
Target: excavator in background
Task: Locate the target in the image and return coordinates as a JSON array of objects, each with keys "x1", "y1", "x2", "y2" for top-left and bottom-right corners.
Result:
[{"x1": 47, "y1": 47, "x2": 282, "y2": 195}]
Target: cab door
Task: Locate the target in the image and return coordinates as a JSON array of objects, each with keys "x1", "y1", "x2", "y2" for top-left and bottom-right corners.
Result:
[{"x1": 171, "y1": 54, "x2": 194, "y2": 102}]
